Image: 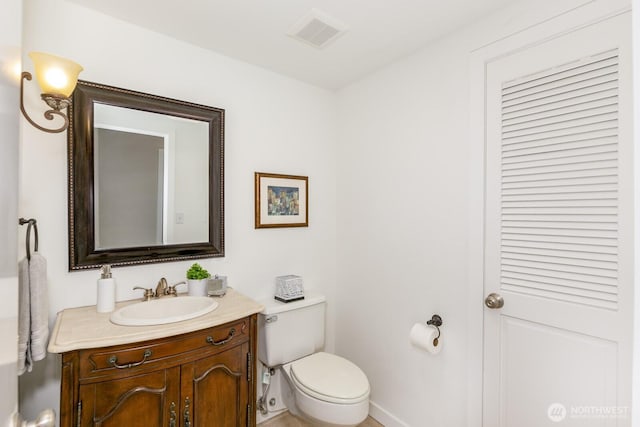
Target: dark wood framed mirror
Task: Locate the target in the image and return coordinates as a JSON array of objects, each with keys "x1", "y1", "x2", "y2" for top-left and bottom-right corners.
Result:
[{"x1": 68, "y1": 80, "x2": 224, "y2": 270}]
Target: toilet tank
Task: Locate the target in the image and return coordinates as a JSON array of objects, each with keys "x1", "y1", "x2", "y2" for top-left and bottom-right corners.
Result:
[{"x1": 258, "y1": 293, "x2": 326, "y2": 366}]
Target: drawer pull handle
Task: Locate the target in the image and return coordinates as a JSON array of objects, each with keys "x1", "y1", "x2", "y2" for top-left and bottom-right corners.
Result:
[
  {"x1": 108, "y1": 349, "x2": 152, "y2": 369},
  {"x1": 206, "y1": 328, "x2": 236, "y2": 346}
]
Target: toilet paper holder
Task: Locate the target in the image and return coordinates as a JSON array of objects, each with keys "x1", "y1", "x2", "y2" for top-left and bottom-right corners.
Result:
[{"x1": 426, "y1": 314, "x2": 443, "y2": 346}]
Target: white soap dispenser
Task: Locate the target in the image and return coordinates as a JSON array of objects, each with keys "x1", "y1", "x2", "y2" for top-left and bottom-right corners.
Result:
[{"x1": 97, "y1": 264, "x2": 116, "y2": 313}]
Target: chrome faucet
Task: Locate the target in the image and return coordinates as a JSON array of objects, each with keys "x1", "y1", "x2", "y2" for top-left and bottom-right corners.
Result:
[
  {"x1": 156, "y1": 277, "x2": 169, "y2": 297},
  {"x1": 159, "y1": 279, "x2": 186, "y2": 297},
  {"x1": 133, "y1": 278, "x2": 187, "y2": 301},
  {"x1": 166, "y1": 280, "x2": 186, "y2": 296},
  {"x1": 133, "y1": 286, "x2": 155, "y2": 301}
]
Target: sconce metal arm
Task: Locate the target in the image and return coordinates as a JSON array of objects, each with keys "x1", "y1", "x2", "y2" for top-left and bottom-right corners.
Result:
[{"x1": 20, "y1": 71, "x2": 70, "y2": 134}]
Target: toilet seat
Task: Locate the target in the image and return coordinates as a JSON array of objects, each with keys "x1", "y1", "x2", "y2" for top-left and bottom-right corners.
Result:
[{"x1": 289, "y1": 352, "x2": 370, "y2": 404}]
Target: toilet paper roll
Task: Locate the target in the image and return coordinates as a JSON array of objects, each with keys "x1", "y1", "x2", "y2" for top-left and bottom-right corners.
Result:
[{"x1": 409, "y1": 323, "x2": 442, "y2": 354}]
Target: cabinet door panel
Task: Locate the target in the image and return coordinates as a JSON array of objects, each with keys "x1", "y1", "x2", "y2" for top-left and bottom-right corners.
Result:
[
  {"x1": 183, "y1": 343, "x2": 249, "y2": 427},
  {"x1": 79, "y1": 367, "x2": 179, "y2": 427}
]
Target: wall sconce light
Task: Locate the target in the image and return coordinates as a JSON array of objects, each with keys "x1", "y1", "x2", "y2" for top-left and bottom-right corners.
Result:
[{"x1": 20, "y1": 52, "x2": 83, "y2": 133}]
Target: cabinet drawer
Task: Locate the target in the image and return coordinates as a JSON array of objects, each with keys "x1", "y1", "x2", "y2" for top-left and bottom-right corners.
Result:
[{"x1": 78, "y1": 318, "x2": 250, "y2": 379}]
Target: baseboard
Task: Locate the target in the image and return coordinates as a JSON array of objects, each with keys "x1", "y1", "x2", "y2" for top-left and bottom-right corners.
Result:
[{"x1": 369, "y1": 400, "x2": 410, "y2": 427}]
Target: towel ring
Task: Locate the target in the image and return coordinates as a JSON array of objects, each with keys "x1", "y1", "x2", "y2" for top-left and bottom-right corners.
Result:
[{"x1": 19, "y1": 218, "x2": 38, "y2": 261}]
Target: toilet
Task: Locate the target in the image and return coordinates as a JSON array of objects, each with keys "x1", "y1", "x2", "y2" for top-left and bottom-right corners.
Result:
[{"x1": 258, "y1": 293, "x2": 370, "y2": 427}]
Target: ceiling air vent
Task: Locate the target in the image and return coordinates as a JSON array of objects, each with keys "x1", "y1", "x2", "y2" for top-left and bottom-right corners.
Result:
[{"x1": 288, "y1": 9, "x2": 348, "y2": 49}]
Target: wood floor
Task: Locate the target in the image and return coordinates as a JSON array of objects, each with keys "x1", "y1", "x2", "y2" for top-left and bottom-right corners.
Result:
[{"x1": 258, "y1": 411, "x2": 384, "y2": 427}]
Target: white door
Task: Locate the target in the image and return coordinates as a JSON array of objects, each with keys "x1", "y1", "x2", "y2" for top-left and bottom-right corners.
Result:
[{"x1": 483, "y1": 12, "x2": 632, "y2": 427}]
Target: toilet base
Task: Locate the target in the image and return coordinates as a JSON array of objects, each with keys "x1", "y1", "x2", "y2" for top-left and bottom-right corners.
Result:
[{"x1": 279, "y1": 364, "x2": 369, "y2": 427}]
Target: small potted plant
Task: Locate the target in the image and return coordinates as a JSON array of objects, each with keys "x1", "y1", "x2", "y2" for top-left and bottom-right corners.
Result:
[{"x1": 186, "y1": 263, "x2": 210, "y2": 296}]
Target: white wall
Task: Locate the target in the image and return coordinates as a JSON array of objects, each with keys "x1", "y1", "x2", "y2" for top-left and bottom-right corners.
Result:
[
  {"x1": 336, "y1": 31, "x2": 470, "y2": 427},
  {"x1": 0, "y1": 39, "x2": 20, "y2": 278},
  {"x1": 0, "y1": 0, "x2": 21, "y2": 423},
  {"x1": 19, "y1": 0, "x2": 338, "y2": 420},
  {"x1": 335, "y1": 0, "x2": 628, "y2": 426},
  {"x1": 632, "y1": 0, "x2": 640, "y2": 422}
]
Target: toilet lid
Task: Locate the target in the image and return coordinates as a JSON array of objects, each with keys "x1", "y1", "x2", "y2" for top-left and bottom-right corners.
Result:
[{"x1": 290, "y1": 352, "x2": 370, "y2": 404}]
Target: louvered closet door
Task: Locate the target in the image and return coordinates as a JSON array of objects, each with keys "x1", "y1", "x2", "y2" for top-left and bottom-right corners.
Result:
[{"x1": 483, "y1": 13, "x2": 632, "y2": 427}]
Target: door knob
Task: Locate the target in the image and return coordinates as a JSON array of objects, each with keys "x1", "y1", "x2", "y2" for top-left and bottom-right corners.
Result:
[{"x1": 485, "y1": 293, "x2": 504, "y2": 309}]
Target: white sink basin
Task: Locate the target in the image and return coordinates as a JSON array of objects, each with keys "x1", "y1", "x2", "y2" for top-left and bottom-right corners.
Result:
[{"x1": 110, "y1": 296, "x2": 219, "y2": 326}]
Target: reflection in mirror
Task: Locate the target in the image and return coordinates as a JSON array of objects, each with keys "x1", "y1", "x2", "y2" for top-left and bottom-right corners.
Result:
[
  {"x1": 69, "y1": 80, "x2": 224, "y2": 270},
  {"x1": 93, "y1": 104, "x2": 209, "y2": 249}
]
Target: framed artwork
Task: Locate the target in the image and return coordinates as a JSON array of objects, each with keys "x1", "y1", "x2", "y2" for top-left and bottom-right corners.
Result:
[{"x1": 255, "y1": 172, "x2": 308, "y2": 228}]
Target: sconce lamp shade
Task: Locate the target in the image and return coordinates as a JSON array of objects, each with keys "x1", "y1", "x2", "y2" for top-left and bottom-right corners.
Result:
[
  {"x1": 28, "y1": 51, "x2": 83, "y2": 98},
  {"x1": 20, "y1": 52, "x2": 83, "y2": 133}
]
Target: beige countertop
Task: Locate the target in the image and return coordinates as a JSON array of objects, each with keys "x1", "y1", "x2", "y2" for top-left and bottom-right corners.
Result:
[{"x1": 48, "y1": 288, "x2": 264, "y2": 353}]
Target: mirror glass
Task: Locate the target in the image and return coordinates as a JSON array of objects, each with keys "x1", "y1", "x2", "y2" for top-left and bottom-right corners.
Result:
[
  {"x1": 69, "y1": 81, "x2": 224, "y2": 270},
  {"x1": 93, "y1": 104, "x2": 209, "y2": 249}
]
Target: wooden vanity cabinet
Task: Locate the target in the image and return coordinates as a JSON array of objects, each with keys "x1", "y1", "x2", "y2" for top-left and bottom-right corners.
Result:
[{"x1": 59, "y1": 315, "x2": 257, "y2": 427}]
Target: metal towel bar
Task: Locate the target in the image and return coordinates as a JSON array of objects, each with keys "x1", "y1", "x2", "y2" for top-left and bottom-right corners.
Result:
[{"x1": 18, "y1": 217, "x2": 38, "y2": 261}]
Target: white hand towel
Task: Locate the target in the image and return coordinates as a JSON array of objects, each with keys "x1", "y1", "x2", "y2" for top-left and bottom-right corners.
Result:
[
  {"x1": 18, "y1": 252, "x2": 49, "y2": 375},
  {"x1": 28, "y1": 253, "x2": 49, "y2": 362},
  {"x1": 17, "y1": 257, "x2": 30, "y2": 375}
]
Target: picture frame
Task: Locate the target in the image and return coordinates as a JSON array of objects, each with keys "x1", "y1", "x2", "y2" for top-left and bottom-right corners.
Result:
[{"x1": 255, "y1": 172, "x2": 308, "y2": 228}]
